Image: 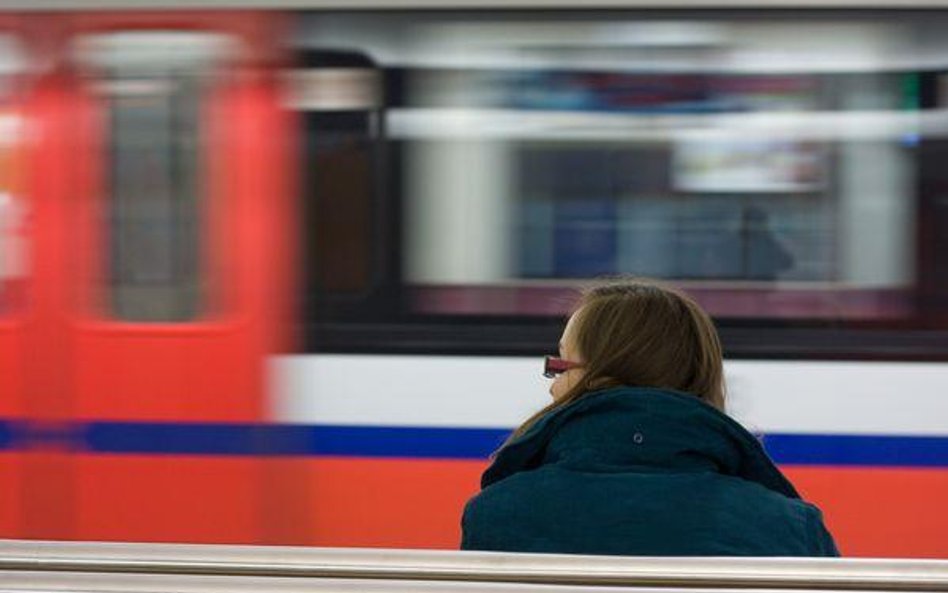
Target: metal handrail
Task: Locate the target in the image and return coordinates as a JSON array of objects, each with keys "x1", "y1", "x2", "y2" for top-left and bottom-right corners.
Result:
[
  {"x1": 8, "y1": 0, "x2": 948, "y2": 10},
  {"x1": 1, "y1": 540, "x2": 948, "y2": 591}
]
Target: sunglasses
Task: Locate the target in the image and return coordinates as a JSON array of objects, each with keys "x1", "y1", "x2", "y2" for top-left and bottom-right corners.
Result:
[{"x1": 543, "y1": 356, "x2": 581, "y2": 379}]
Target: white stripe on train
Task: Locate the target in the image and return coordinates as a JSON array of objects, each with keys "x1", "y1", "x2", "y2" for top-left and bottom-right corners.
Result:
[{"x1": 269, "y1": 355, "x2": 948, "y2": 436}]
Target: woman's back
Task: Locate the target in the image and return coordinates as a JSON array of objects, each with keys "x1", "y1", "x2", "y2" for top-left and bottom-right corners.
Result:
[{"x1": 461, "y1": 387, "x2": 838, "y2": 556}]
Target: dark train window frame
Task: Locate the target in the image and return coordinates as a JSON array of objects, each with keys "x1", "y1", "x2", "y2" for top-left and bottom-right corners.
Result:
[{"x1": 296, "y1": 9, "x2": 948, "y2": 361}]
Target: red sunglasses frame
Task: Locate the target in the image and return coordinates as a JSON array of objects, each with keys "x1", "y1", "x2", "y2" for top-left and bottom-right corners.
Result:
[{"x1": 543, "y1": 356, "x2": 581, "y2": 378}]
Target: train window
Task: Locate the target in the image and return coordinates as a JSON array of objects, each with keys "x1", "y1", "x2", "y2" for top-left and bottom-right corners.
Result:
[
  {"x1": 0, "y1": 37, "x2": 25, "y2": 316},
  {"x1": 0, "y1": 125, "x2": 25, "y2": 316},
  {"x1": 299, "y1": 12, "x2": 948, "y2": 356},
  {"x1": 291, "y1": 51, "x2": 383, "y2": 309},
  {"x1": 394, "y1": 29, "x2": 915, "y2": 321},
  {"x1": 76, "y1": 33, "x2": 233, "y2": 322}
]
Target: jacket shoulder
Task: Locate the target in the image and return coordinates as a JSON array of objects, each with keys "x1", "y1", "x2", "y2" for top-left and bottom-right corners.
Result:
[{"x1": 802, "y1": 503, "x2": 841, "y2": 557}]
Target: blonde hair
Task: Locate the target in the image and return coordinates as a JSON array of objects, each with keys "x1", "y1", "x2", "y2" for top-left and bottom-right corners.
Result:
[{"x1": 513, "y1": 278, "x2": 726, "y2": 439}]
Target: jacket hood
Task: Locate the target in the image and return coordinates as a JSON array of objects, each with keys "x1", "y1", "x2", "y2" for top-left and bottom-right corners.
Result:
[{"x1": 483, "y1": 386, "x2": 799, "y2": 499}]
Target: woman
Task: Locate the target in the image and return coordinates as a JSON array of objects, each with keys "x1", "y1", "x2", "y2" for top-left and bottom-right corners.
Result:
[{"x1": 461, "y1": 280, "x2": 838, "y2": 556}]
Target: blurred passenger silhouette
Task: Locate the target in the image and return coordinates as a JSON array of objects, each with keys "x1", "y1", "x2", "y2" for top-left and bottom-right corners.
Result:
[{"x1": 743, "y1": 206, "x2": 794, "y2": 281}]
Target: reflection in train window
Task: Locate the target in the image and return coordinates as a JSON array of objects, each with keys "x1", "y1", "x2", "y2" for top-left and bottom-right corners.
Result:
[
  {"x1": 79, "y1": 33, "x2": 232, "y2": 322},
  {"x1": 382, "y1": 19, "x2": 918, "y2": 322}
]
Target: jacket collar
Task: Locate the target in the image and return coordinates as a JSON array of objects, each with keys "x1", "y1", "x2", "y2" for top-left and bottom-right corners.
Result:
[{"x1": 483, "y1": 386, "x2": 799, "y2": 500}]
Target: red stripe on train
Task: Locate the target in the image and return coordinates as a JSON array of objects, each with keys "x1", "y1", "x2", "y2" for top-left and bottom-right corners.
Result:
[
  {"x1": 786, "y1": 466, "x2": 948, "y2": 558},
  {"x1": 7, "y1": 455, "x2": 946, "y2": 557},
  {"x1": 67, "y1": 455, "x2": 485, "y2": 548}
]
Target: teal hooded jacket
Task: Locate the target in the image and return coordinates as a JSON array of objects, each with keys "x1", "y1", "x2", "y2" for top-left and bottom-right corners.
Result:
[{"x1": 461, "y1": 387, "x2": 839, "y2": 556}]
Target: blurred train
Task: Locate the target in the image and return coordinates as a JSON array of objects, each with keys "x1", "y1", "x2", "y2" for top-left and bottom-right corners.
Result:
[{"x1": 1, "y1": 2, "x2": 948, "y2": 558}]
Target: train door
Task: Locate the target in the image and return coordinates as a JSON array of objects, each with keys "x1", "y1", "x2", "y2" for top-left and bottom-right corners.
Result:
[
  {"x1": 0, "y1": 23, "x2": 27, "y2": 537},
  {"x1": 40, "y1": 13, "x2": 293, "y2": 543}
]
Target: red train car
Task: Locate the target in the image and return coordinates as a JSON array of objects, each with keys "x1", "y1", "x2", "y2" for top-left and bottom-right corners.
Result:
[{"x1": 0, "y1": 10, "x2": 298, "y2": 543}]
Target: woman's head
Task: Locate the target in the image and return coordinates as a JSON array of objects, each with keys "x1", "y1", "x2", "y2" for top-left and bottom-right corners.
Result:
[
  {"x1": 518, "y1": 279, "x2": 725, "y2": 438},
  {"x1": 556, "y1": 280, "x2": 725, "y2": 409}
]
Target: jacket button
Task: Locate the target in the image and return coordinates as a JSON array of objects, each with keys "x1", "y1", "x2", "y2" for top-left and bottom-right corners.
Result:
[{"x1": 633, "y1": 432, "x2": 644, "y2": 444}]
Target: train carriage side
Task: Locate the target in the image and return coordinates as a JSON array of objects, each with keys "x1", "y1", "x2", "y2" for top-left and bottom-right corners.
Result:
[
  {"x1": 64, "y1": 11, "x2": 296, "y2": 543},
  {"x1": 1, "y1": 10, "x2": 298, "y2": 543}
]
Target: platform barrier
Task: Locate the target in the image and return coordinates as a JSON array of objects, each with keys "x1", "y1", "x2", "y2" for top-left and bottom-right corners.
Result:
[{"x1": 1, "y1": 540, "x2": 948, "y2": 593}]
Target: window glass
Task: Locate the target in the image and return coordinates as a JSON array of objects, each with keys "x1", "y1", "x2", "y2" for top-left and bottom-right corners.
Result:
[
  {"x1": 0, "y1": 115, "x2": 25, "y2": 315},
  {"x1": 109, "y1": 71, "x2": 202, "y2": 321},
  {"x1": 78, "y1": 33, "x2": 232, "y2": 322},
  {"x1": 292, "y1": 52, "x2": 382, "y2": 298},
  {"x1": 0, "y1": 36, "x2": 26, "y2": 317},
  {"x1": 400, "y1": 44, "x2": 914, "y2": 320}
]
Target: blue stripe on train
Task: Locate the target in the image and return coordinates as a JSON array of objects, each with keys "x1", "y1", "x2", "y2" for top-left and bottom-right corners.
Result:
[
  {"x1": 0, "y1": 421, "x2": 11, "y2": 450},
  {"x1": 762, "y1": 433, "x2": 948, "y2": 467},
  {"x1": 0, "y1": 420, "x2": 947, "y2": 467},
  {"x1": 85, "y1": 423, "x2": 510, "y2": 459}
]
